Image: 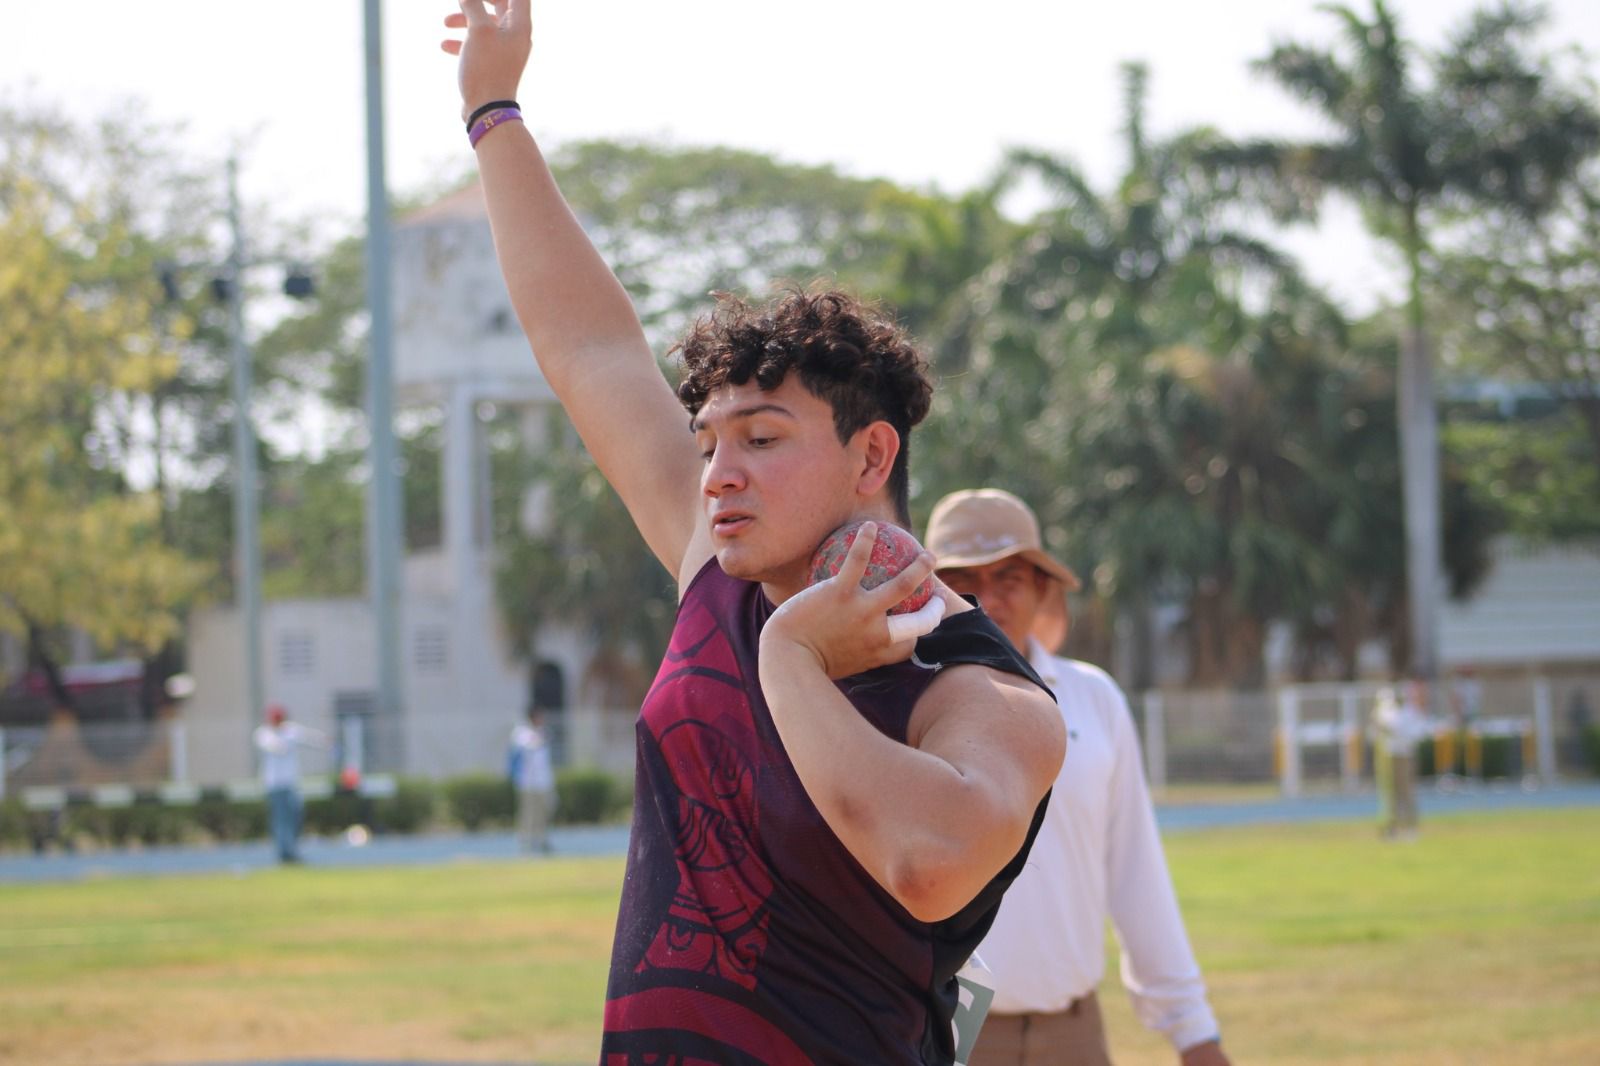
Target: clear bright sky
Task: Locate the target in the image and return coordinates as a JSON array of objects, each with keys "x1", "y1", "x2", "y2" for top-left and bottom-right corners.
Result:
[{"x1": 8, "y1": 0, "x2": 1600, "y2": 315}]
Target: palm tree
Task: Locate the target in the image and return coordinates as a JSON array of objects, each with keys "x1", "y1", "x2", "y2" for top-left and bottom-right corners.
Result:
[
  {"x1": 981, "y1": 63, "x2": 1297, "y2": 360},
  {"x1": 917, "y1": 62, "x2": 1303, "y2": 685},
  {"x1": 1197, "y1": 0, "x2": 1600, "y2": 681}
]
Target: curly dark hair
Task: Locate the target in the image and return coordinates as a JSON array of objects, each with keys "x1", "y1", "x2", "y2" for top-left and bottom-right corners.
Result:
[{"x1": 673, "y1": 287, "x2": 934, "y2": 524}]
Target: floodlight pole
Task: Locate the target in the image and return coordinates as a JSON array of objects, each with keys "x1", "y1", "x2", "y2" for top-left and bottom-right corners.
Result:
[
  {"x1": 225, "y1": 155, "x2": 266, "y2": 731},
  {"x1": 363, "y1": 0, "x2": 405, "y2": 751}
]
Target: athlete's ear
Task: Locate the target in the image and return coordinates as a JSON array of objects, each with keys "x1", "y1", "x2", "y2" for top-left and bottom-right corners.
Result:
[{"x1": 854, "y1": 421, "x2": 900, "y2": 498}]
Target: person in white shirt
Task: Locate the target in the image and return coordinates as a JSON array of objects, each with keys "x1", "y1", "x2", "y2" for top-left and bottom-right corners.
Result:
[
  {"x1": 1373, "y1": 681, "x2": 1426, "y2": 838},
  {"x1": 926, "y1": 489, "x2": 1229, "y2": 1066},
  {"x1": 509, "y1": 708, "x2": 556, "y2": 853},
  {"x1": 252, "y1": 704, "x2": 325, "y2": 864}
]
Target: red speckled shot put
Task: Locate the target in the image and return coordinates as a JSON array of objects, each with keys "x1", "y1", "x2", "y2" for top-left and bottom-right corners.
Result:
[{"x1": 807, "y1": 520, "x2": 935, "y2": 615}]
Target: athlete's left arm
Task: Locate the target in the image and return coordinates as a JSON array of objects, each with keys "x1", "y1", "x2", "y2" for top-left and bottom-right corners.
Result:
[
  {"x1": 902, "y1": 664, "x2": 1066, "y2": 915},
  {"x1": 759, "y1": 537, "x2": 1063, "y2": 923}
]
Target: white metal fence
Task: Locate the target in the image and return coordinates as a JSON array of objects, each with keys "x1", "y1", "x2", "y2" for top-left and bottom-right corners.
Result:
[{"x1": 1135, "y1": 673, "x2": 1598, "y2": 796}]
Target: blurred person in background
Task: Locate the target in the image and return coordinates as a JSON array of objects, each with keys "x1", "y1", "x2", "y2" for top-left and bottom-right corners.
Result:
[
  {"x1": 252, "y1": 703, "x2": 325, "y2": 864},
  {"x1": 508, "y1": 707, "x2": 555, "y2": 853},
  {"x1": 927, "y1": 489, "x2": 1230, "y2": 1066},
  {"x1": 1374, "y1": 681, "x2": 1426, "y2": 839}
]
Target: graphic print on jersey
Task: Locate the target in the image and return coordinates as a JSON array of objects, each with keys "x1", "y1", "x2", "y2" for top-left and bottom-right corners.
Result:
[{"x1": 634, "y1": 598, "x2": 773, "y2": 991}]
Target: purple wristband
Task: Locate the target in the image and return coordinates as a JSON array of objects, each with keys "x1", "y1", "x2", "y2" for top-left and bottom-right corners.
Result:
[{"x1": 468, "y1": 106, "x2": 523, "y2": 148}]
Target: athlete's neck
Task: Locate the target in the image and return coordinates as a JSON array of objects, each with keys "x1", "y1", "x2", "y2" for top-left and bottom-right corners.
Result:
[{"x1": 761, "y1": 508, "x2": 906, "y2": 606}]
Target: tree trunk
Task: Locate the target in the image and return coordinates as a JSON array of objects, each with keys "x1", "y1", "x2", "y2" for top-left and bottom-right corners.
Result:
[
  {"x1": 25, "y1": 621, "x2": 74, "y2": 714},
  {"x1": 1399, "y1": 205, "x2": 1442, "y2": 684},
  {"x1": 1185, "y1": 589, "x2": 1225, "y2": 687},
  {"x1": 1574, "y1": 396, "x2": 1600, "y2": 494},
  {"x1": 1124, "y1": 589, "x2": 1156, "y2": 692},
  {"x1": 1332, "y1": 587, "x2": 1369, "y2": 681},
  {"x1": 1185, "y1": 583, "x2": 1265, "y2": 688}
]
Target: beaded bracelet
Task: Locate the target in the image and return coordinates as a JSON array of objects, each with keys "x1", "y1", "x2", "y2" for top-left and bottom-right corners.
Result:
[{"x1": 469, "y1": 106, "x2": 523, "y2": 148}]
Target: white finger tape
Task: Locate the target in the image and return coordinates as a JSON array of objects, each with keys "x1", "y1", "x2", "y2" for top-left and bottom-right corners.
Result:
[{"x1": 887, "y1": 596, "x2": 946, "y2": 644}]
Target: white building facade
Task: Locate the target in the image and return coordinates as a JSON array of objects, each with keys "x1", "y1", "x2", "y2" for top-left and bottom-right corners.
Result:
[{"x1": 182, "y1": 184, "x2": 631, "y2": 786}]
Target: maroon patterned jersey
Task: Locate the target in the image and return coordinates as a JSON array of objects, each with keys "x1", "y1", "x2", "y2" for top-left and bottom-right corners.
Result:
[{"x1": 601, "y1": 559, "x2": 1051, "y2": 1065}]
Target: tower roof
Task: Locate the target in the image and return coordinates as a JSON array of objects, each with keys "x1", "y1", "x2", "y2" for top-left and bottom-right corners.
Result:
[{"x1": 400, "y1": 181, "x2": 487, "y2": 226}]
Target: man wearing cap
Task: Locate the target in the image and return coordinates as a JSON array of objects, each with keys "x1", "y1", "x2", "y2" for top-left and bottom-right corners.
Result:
[
  {"x1": 252, "y1": 704, "x2": 325, "y2": 865},
  {"x1": 926, "y1": 489, "x2": 1230, "y2": 1066}
]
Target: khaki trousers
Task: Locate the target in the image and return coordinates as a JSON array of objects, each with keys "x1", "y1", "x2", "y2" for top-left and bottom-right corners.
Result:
[
  {"x1": 516, "y1": 788, "x2": 552, "y2": 853},
  {"x1": 967, "y1": 994, "x2": 1112, "y2": 1066},
  {"x1": 1391, "y1": 754, "x2": 1418, "y2": 832}
]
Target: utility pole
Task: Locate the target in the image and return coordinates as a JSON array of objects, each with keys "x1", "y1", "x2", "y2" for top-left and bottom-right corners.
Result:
[
  {"x1": 225, "y1": 155, "x2": 266, "y2": 732},
  {"x1": 364, "y1": 0, "x2": 405, "y2": 754}
]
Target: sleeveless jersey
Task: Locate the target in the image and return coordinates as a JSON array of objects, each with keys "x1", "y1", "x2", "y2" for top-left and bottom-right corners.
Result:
[{"x1": 601, "y1": 559, "x2": 1053, "y2": 1065}]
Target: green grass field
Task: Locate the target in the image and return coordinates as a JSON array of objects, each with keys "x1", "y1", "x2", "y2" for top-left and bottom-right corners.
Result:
[{"x1": 1, "y1": 808, "x2": 1596, "y2": 1065}]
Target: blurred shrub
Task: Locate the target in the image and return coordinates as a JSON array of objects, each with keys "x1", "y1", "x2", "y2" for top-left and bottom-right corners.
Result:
[
  {"x1": 2, "y1": 766, "x2": 633, "y2": 851},
  {"x1": 1416, "y1": 737, "x2": 1439, "y2": 776},
  {"x1": 607, "y1": 771, "x2": 635, "y2": 822},
  {"x1": 0, "y1": 798, "x2": 28, "y2": 850},
  {"x1": 194, "y1": 795, "x2": 268, "y2": 841},
  {"x1": 107, "y1": 804, "x2": 189, "y2": 847},
  {"x1": 380, "y1": 776, "x2": 437, "y2": 833},
  {"x1": 305, "y1": 776, "x2": 439, "y2": 835},
  {"x1": 552, "y1": 767, "x2": 633, "y2": 825},
  {"x1": 304, "y1": 789, "x2": 367, "y2": 836},
  {"x1": 1582, "y1": 726, "x2": 1600, "y2": 776},
  {"x1": 554, "y1": 767, "x2": 608, "y2": 825},
  {"x1": 444, "y1": 773, "x2": 515, "y2": 831},
  {"x1": 1418, "y1": 734, "x2": 1522, "y2": 778},
  {"x1": 1479, "y1": 736, "x2": 1519, "y2": 779}
]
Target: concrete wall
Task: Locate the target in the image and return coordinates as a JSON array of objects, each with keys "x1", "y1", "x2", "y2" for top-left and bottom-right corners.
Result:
[{"x1": 184, "y1": 597, "x2": 590, "y2": 785}]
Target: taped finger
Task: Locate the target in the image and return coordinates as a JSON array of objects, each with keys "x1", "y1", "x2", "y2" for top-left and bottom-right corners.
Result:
[{"x1": 886, "y1": 595, "x2": 946, "y2": 644}]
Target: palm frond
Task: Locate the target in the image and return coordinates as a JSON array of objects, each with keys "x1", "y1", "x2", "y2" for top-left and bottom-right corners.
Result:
[
  {"x1": 997, "y1": 147, "x2": 1111, "y2": 232},
  {"x1": 1186, "y1": 233, "x2": 1303, "y2": 286},
  {"x1": 1253, "y1": 43, "x2": 1354, "y2": 117}
]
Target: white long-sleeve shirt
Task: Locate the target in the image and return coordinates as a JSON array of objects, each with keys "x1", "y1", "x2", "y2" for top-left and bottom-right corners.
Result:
[
  {"x1": 509, "y1": 723, "x2": 555, "y2": 793},
  {"x1": 252, "y1": 722, "x2": 319, "y2": 791},
  {"x1": 977, "y1": 640, "x2": 1220, "y2": 1052}
]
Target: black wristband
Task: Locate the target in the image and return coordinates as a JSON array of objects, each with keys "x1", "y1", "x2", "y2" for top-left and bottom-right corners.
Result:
[{"x1": 465, "y1": 100, "x2": 519, "y2": 132}]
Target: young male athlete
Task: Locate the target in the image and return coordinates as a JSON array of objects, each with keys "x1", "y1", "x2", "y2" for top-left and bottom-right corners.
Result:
[{"x1": 442, "y1": 4, "x2": 1065, "y2": 1062}]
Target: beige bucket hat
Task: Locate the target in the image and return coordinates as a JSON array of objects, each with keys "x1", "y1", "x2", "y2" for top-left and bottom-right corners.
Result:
[{"x1": 924, "y1": 488, "x2": 1081, "y2": 653}]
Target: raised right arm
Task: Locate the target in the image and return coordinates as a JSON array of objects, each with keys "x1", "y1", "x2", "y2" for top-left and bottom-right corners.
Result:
[{"x1": 443, "y1": 0, "x2": 705, "y2": 578}]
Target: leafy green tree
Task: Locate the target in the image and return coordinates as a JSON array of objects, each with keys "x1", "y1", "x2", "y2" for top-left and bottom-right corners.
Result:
[
  {"x1": 1280, "y1": 312, "x2": 1497, "y2": 679},
  {"x1": 548, "y1": 142, "x2": 922, "y2": 345},
  {"x1": 0, "y1": 100, "x2": 366, "y2": 703},
  {"x1": 1196, "y1": 0, "x2": 1600, "y2": 679},
  {"x1": 258, "y1": 448, "x2": 366, "y2": 599},
  {"x1": 1442, "y1": 417, "x2": 1600, "y2": 543},
  {"x1": 253, "y1": 232, "x2": 372, "y2": 418},
  {"x1": 2, "y1": 102, "x2": 236, "y2": 550},
  {"x1": 495, "y1": 424, "x2": 676, "y2": 706},
  {"x1": 1435, "y1": 159, "x2": 1600, "y2": 482},
  {"x1": 0, "y1": 122, "x2": 212, "y2": 706}
]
